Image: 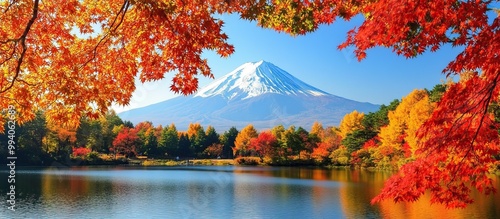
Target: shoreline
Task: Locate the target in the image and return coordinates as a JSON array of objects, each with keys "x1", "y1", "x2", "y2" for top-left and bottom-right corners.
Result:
[{"x1": 2, "y1": 158, "x2": 499, "y2": 175}]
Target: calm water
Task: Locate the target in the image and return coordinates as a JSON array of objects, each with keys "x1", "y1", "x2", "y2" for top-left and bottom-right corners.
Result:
[{"x1": 0, "y1": 166, "x2": 499, "y2": 219}]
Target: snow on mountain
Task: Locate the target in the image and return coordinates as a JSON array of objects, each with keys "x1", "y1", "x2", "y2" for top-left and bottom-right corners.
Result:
[
  {"x1": 195, "y1": 60, "x2": 329, "y2": 100},
  {"x1": 119, "y1": 60, "x2": 380, "y2": 131}
]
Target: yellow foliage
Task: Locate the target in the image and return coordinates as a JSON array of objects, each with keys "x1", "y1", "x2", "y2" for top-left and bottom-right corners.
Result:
[
  {"x1": 379, "y1": 89, "x2": 434, "y2": 155},
  {"x1": 187, "y1": 123, "x2": 203, "y2": 138},
  {"x1": 310, "y1": 121, "x2": 324, "y2": 138},
  {"x1": 339, "y1": 110, "x2": 364, "y2": 138}
]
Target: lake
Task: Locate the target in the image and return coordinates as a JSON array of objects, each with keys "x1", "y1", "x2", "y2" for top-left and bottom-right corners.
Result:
[{"x1": 1, "y1": 166, "x2": 499, "y2": 218}]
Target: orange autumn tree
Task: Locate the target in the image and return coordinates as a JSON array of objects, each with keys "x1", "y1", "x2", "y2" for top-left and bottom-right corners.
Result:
[
  {"x1": 234, "y1": 124, "x2": 258, "y2": 157},
  {"x1": 1, "y1": 0, "x2": 499, "y2": 208}
]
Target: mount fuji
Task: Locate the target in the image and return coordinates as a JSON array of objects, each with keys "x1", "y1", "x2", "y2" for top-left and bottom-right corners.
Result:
[{"x1": 118, "y1": 61, "x2": 379, "y2": 131}]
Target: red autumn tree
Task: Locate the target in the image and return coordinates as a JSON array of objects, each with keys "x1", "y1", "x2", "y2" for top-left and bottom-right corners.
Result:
[
  {"x1": 72, "y1": 147, "x2": 91, "y2": 157},
  {"x1": 336, "y1": 1, "x2": 500, "y2": 208},
  {"x1": 248, "y1": 131, "x2": 278, "y2": 159},
  {"x1": 112, "y1": 127, "x2": 141, "y2": 158}
]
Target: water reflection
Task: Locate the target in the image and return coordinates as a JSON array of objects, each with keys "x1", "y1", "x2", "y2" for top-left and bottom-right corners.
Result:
[{"x1": 0, "y1": 166, "x2": 498, "y2": 219}]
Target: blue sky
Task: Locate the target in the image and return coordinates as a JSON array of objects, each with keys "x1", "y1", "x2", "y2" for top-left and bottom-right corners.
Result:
[{"x1": 114, "y1": 13, "x2": 463, "y2": 113}]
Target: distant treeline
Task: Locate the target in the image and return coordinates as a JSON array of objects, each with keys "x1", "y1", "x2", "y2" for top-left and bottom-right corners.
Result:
[{"x1": 1, "y1": 83, "x2": 499, "y2": 171}]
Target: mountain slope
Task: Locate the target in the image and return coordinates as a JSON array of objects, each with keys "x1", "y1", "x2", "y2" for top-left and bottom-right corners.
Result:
[
  {"x1": 195, "y1": 60, "x2": 329, "y2": 100},
  {"x1": 119, "y1": 61, "x2": 379, "y2": 130}
]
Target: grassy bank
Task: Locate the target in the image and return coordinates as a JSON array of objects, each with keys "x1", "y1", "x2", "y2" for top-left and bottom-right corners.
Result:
[{"x1": 140, "y1": 159, "x2": 234, "y2": 166}]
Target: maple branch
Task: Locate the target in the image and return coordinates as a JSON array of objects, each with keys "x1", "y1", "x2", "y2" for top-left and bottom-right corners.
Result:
[
  {"x1": 447, "y1": 72, "x2": 500, "y2": 186},
  {"x1": 16, "y1": 78, "x2": 37, "y2": 86},
  {"x1": 81, "y1": 0, "x2": 130, "y2": 68},
  {"x1": 2, "y1": 0, "x2": 19, "y2": 13},
  {"x1": 446, "y1": 83, "x2": 490, "y2": 134},
  {"x1": 0, "y1": 96, "x2": 24, "y2": 107},
  {"x1": 0, "y1": 45, "x2": 16, "y2": 66},
  {"x1": 0, "y1": 0, "x2": 39, "y2": 94}
]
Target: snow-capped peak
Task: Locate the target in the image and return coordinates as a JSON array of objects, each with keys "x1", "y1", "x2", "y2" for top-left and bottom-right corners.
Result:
[{"x1": 195, "y1": 60, "x2": 330, "y2": 100}]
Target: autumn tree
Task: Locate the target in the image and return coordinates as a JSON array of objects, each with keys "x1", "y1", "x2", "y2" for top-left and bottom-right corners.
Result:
[
  {"x1": 112, "y1": 127, "x2": 140, "y2": 158},
  {"x1": 296, "y1": 127, "x2": 319, "y2": 158},
  {"x1": 72, "y1": 147, "x2": 91, "y2": 158},
  {"x1": 281, "y1": 126, "x2": 303, "y2": 157},
  {"x1": 43, "y1": 121, "x2": 77, "y2": 159},
  {"x1": 271, "y1": 125, "x2": 286, "y2": 142},
  {"x1": 312, "y1": 127, "x2": 342, "y2": 164},
  {"x1": 248, "y1": 131, "x2": 278, "y2": 159},
  {"x1": 203, "y1": 143, "x2": 223, "y2": 158},
  {"x1": 234, "y1": 124, "x2": 258, "y2": 157},
  {"x1": 134, "y1": 121, "x2": 154, "y2": 155},
  {"x1": 339, "y1": 110, "x2": 365, "y2": 138},
  {"x1": 187, "y1": 123, "x2": 203, "y2": 138},
  {"x1": 310, "y1": 121, "x2": 324, "y2": 139},
  {"x1": 378, "y1": 90, "x2": 434, "y2": 160}
]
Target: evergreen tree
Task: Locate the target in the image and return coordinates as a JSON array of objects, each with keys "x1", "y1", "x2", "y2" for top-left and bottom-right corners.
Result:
[
  {"x1": 159, "y1": 124, "x2": 179, "y2": 157},
  {"x1": 178, "y1": 133, "x2": 192, "y2": 158},
  {"x1": 221, "y1": 127, "x2": 239, "y2": 159}
]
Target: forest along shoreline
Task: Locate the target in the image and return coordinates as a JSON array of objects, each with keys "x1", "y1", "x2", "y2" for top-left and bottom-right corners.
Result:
[{"x1": 1, "y1": 86, "x2": 499, "y2": 175}]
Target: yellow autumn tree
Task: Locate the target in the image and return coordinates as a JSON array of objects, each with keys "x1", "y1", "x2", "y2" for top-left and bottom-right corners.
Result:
[
  {"x1": 234, "y1": 124, "x2": 258, "y2": 157},
  {"x1": 378, "y1": 89, "x2": 434, "y2": 157},
  {"x1": 339, "y1": 110, "x2": 364, "y2": 138},
  {"x1": 310, "y1": 121, "x2": 324, "y2": 139},
  {"x1": 186, "y1": 123, "x2": 203, "y2": 138}
]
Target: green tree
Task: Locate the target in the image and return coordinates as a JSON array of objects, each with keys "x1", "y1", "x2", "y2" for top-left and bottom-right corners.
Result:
[
  {"x1": 190, "y1": 127, "x2": 207, "y2": 157},
  {"x1": 123, "y1": 120, "x2": 134, "y2": 128},
  {"x1": 8, "y1": 111, "x2": 48, "y2": 164},
  {"x1": 178, "y1": 133, "x2": 192, "y2": 158},
  {"x1": 426, "y1": 84, "x2": 447, "y2": 103},
  {"x1": 362, "y1": 99, "x2": 400, "y2": 132},
  {"x1": 220, "y1": 127, "x2": 239, "y2": 159},
  {"x1": 205, "y1": 126, "x2": 220, "y2": 146},
  {"x1": 271, "y1": 124, "x2": 287, "y2": 157},
  {"x1": 159, "y1": 124, "x2": 179, "y2": 157},
  {"x1": 143, "y1": 129, "x2": 159, "y2": 157},
  {"x1": 282, "y1": 126, "x2": 303, "y2": 157},
  {"x1": 76, "y1": 117, "x2": 103, "y2": 151},
  {"x1": 100, "y1": 111, "x2": 124, "y2": 153},
  {"x1": 342, "y1": 130, "x2": 377, "y2": 154}
]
